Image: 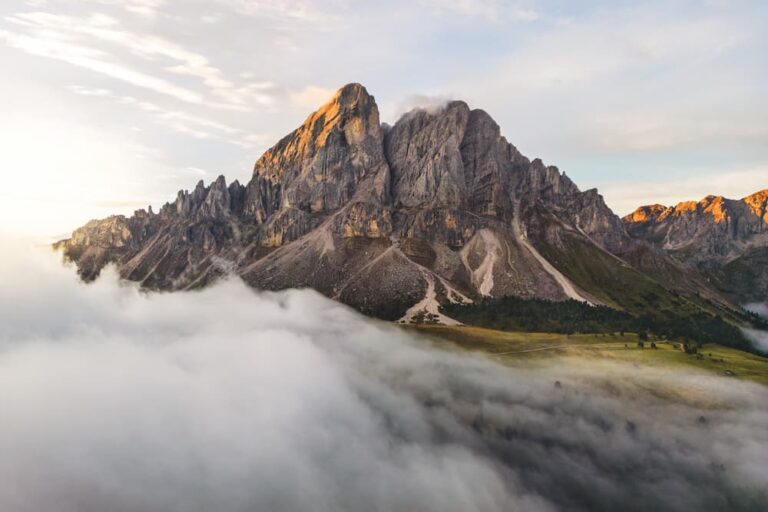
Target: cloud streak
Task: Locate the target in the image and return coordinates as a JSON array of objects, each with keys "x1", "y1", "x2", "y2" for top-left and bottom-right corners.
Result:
[
  {"x1": 0, "y1": 238, "x2": 766, "y2": 511},
  {"x1": 67, "y1": 85, "x2": 270, "y2": 147},
  {"x1": 3, "y1": 11, "x2": 275, "y2": 110},
  {"x1": 423, "y1": 0, "x2": 539, "y2": 22}
]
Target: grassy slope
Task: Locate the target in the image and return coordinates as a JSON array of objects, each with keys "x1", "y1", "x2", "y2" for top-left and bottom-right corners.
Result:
[
  {"x1": 533, "y1": 230, "x2": 758, "y2": 333},
  {"x1": 711, "y1": 246, "x2": 768, "y2": 303},
  {"x1": 537, "y1": 234, "x2": 691, "y2": 314},
  {"x1": 409, "y1": 325, "x2": 768, "y2": 386}
]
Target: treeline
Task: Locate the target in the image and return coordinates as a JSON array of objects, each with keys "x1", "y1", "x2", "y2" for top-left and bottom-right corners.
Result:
[
  {"x1": 442, "y1": 297, "x2": 634, "y2": 333},
  {"x1": 743, "y1": 309, "x2": 768, "y2": 330},
  {"x1": 442, "y1": 297, "x2": 760, "y2": 355}
]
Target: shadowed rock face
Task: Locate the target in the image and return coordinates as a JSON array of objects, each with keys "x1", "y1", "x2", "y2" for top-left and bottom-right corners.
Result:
[
  {"x1": 624, "y1": 191, "x2": 768, "y2": 302},
  {"x1": 56, "y1": 83, "x2": 741, "y2": 321}
]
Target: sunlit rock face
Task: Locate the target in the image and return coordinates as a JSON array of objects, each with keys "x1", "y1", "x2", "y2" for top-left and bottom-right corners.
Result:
[
  {"x1": 56, "y1": 83, "x2": 732, "y2": 320},
  {"x1": 625, "y1": 192, "x2": 768, "y2": 256},
  {"x1": 245, "y1": 83, "x2": 389, "y2": 222},
  {"x1": 624, "y1": 190, "x2": 768, "y2": 302}
]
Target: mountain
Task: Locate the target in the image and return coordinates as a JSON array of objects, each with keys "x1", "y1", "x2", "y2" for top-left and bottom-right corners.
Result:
[
  {"x1": 55, "y1": 83, "x2": 742, "y2": 324},
  {"x1": 625, "y1": 191, "x2": 768, "y2": 304}
]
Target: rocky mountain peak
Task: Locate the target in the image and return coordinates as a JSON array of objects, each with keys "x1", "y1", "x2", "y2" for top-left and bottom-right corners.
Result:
[
  {"x1": 623, "y1": 188, "x2": 768, "y2": 303},
  {"x1": 386, "y1": 99, "x2": 472, "y2": 209},
  {"x1": 244, "y1": 83, "x2": 389, "y2": 227},
  {"x1": 626, "y1": 192, "x2": 768, "y2": 231},
  {"x1": 290, "y1": 82, "x2": 380, "y2": 152},
  {"x1": 60, "y1": 83, "x2": 749, "y2": 321},
  {"x1": 625, "y1": 189, "x2": 768, "y2": 264}
]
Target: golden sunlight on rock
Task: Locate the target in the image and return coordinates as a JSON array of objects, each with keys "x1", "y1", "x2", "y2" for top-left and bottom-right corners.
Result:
[
  {"x1": 624, "y1": 204, "x2": 667, "y2": 223},
  {"x1": 744, "y1": 189, "x2": 768, "y2": 223}
]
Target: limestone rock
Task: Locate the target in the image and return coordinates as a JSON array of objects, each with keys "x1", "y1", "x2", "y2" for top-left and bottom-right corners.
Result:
[
  {"x1": 624, "y1": 190, "x2": 768, "y2": 302},
  {"x1": 56, "y1": 83, "x2": 745, "y2": 320}
]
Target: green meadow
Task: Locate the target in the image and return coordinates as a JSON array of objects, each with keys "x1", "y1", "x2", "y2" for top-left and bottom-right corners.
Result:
[{"x1": 409, "y1": 325, "x2": 768, "y2": 386}]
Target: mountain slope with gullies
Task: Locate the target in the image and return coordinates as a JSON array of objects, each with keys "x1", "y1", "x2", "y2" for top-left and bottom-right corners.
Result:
[
  {"x1": 625, "y1": 190, "x2": 768, "y2": 304},
  {"x1": 56, "y1": 83, "x2": 740, "y2": 324}
]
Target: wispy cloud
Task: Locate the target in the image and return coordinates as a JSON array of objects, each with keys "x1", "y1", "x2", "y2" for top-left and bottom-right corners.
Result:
[
  {"x1": 92, "y1": 0, "x2": 167, "y2": 19},
  {"x1": 393, "y1": 93, "x2": 454, "y2": 118},
  {"x1": 217, "y1": 0, "x2": 339, "y2": 23},
  {"x1": 123, "y1": 0, "x2": 165, "y2": 19},
  {"x1": 0, "y1": 21, "x2": 203, "y2": 104},
  {"x1": 587, "y1": 110, "x2": 768, "y2": 152},
  {"x1": 484, "y1": 15, "x2": 748, "y2": 95},
  {"x1": 68, "y1": 85, "x2": 270, "y2": 148},
  {"x1": 421, "y1": 0, "x2": 538, "y2": 22},
  {"x1": 4, "y1": 11, "x2": 276, "y2": 110}
]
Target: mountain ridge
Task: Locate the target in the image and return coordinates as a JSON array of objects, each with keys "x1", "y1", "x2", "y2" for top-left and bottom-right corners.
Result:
[
  {"x1": 624, "y1": 189, "x2": 768, "y2": 304},
  {"x1": 55, "y1": 83, "x2": 761, "y2": 325}
]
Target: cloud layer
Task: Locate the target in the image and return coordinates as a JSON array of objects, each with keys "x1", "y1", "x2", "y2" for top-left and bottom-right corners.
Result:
[{"x1": 0, "y1": 240, "x2": 767, "y2": 511}]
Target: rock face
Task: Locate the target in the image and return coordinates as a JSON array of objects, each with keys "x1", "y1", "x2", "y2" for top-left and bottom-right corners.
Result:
[
  {"x1": 56, "y1": 83, "x2": 738, "y2": 321},
  {"x1": 624, "y1": 191, "x2": 768, "y2": 303},
  {"x1": 245, "y1": 84, "x2": 389, "y2": 223}
]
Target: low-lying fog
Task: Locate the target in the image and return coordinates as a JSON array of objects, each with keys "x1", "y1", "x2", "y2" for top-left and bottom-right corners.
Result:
[
  {"x1": 743, "y1": 302, "x2": 768, "y2": 352},
  {"x1": 0, "y1": 238, "x2": 766, "y2": 512},
  {"x1": 744, "y1": 302, "x2": 768, "y2": 320}
]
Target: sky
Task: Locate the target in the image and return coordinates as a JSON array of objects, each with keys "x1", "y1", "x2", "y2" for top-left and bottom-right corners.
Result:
[{"x1": 0, "y1": 0, "x2": 765, "y2": 236}]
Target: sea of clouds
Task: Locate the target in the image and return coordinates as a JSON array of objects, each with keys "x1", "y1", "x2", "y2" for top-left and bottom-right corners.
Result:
[{"x1": 0, "y1": 238, "x2": 766, "y2": 512}]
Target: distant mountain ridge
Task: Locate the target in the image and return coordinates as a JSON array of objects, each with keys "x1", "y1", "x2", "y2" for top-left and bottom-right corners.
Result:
[
  {"x1": 55, "y1": 84, "x2": 763, "y2": 323},
  {"x1": 625, "y1": 190, "x2": 768, "y2": 303}
]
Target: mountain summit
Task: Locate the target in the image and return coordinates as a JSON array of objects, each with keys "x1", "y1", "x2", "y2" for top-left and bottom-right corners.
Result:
[{"x1": 55, "y1": 84, "x2": 755, "y2": 322}]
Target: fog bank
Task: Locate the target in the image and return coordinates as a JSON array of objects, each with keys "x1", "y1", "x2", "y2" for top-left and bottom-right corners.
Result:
[
  {"x1": 743, "y1": 303, "x2": 768, "y2": 352},
  {"x1": 744, "y1": 301, "x2": 768, "y2": 320},
  {"x1": 743, "y1": 328, "x2": 768, "y2": 352},
  {"x1": 0, "y1": 239, "x2": 766, "y2": 512}
]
